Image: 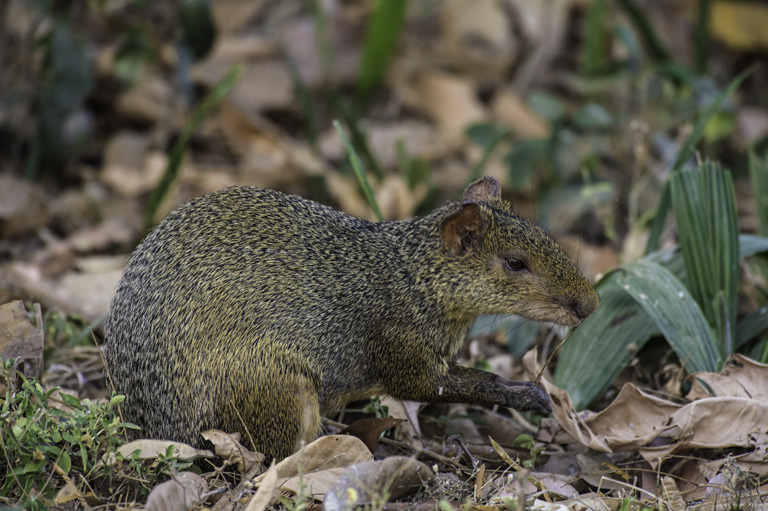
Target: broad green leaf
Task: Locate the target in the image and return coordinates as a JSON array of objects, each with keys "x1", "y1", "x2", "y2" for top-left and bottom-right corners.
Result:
[
  {"x1": 616, "y1": 260, "x2": 720, "y2": 373},
  {"x1": 670, "y1": 162, "x2": 738, "y2": 358},
  {"x1": 60, "y1": 392, "x2": 83, "y2": 410},
  {"x1": 553, "y1": 270, "x2": 658, "y2": 409},
  {"x1": 58, "y1": 451, "x2": 72, "y2": 474},
  {"x1": 555, "y1": 234, "x2": 768, "y2": 409}
]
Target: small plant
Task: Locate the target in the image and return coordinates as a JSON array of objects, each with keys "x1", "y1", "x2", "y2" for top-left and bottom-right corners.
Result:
[{"x1": 0, "y1": 359, "x2": 135, "y2": 504}]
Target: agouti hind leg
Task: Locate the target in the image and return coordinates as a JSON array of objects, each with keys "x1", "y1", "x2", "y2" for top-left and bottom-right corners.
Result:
[{"x1": 224, "y1": 350, "x2": 322, "y2": 461}]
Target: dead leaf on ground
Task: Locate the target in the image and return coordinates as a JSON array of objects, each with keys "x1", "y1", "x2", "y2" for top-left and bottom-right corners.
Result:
[
  {"x1": 492, "y1": 88, "x2": 551, "y2": 140},
  {"x1": 401, "y1": 71, "x2": 486, "y2": 146},
  {"x1": 0, "y1": 174, "x2": 49, "y2": 237},
  {"x1": 312, "y1": 456, "x2": 434, "y2": 507},
  {"x1": 245, "y1": 461, "x2": 278, "y2": 511},
  {"x1": 339, "y1": 417, "x2": 405, "y2": 454},
  {"x1": 687, "y1": 354, "x2": 768, "y2": 401},
  {"x1": 253, "y1": 435, "x2": 372, "y2": 484},
  {"x1": 0, "y1": 300, "x2": 43, "y2": 384},
  {"x1": 202, "y1": 429, "x2": 266, "y2": 474},
  {"x1": 145, "y1": 471, "x2": 208, "y2": 511},
  {"x1": 115, "y1": 439, "x2": 215, "y2": 462}
]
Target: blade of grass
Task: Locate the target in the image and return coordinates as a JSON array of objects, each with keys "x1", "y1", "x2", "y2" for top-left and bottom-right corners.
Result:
[
  {"x1": 694, "y1": 0, "x2": 711, "y2": 74},
  {"x1": 581, "y1": 0, "x2": 609, "y2": 76},
  {"x1": 279, "y1": 41, "x2": 320, "y2": 155},
  {"x1": 333, "y1": 120, "x2": 384, "y2": 222},
  {"x1": 749, "y1": 150, "x2": 768, "y2": 236},
  {"x1": 143, "y1": 64, "x2": 242, "y2": 231},
  {"x1": 645, "y1": 66, "x2": 755, "y2": 253},
  {"x1": 670, "y1": 162, "x2": 738, "y2": 358},
  {"x1": 356, "y1": 0, "x2": 407, "y2": 106},
  {"x1": 615, "y1": 0, "x2": 672, "y2": 64}
]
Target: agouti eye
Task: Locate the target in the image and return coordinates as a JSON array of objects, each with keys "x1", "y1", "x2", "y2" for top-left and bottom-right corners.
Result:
[{"x1": 505, "y1": 258, "x2": 526, "y2": 272}]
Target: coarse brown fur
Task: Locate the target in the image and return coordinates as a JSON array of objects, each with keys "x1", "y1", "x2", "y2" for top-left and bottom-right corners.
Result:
[{"x1": 103, "y1": 177, "x2": 599, "y2": 461}]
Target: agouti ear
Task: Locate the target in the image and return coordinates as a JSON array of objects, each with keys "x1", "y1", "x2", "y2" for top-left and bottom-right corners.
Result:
[
  {"x1": 463, "y1": 176, "x2": 501, "y2": 201},
  {"x1": 440, "y1": 203, "x2": 488, "y2": 256}
]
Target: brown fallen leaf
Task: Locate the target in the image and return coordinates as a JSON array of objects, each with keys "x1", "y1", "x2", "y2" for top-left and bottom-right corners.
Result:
[
  {"x1": 115, "y1": 439, "x2": 215, "y2": 462},
  {"x1": 687, "y1": 354, "x2": 768, "y2": 401},
  {"x1": 253, "y1": 435, "x2": 372, "y2": 484},
  {"x1": 245, "y1": 461, "x2": 278, "y2": 511},
  {"x1": 202, "y1": 429, "x2": 266, "y2": 474},
  {"x1": 339, "y1": 417, "x2": 405, "y2": 454},
  {"x1": 145, "y1": 471, "x2": 208, "y2": 511},
  {"x1": 0, "y1": 300, "x2": 43, "y2": 384},
  {"x1": 312, "y1": 456, "x2": 435, "y2": 507}
]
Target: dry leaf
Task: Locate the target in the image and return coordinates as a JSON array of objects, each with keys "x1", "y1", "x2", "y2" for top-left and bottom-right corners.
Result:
[
  {"x1": 245, "y1": 461, "x2": 278, "y2": 511},
  {"x1": 380, "y1": 397, "x2": 423, "y2": 443},
  {"x1": 253, "y1": 435, "x2": 372, "y2": 484},
  {"x1": 145, "y1": 471, "x2": 208, "y2": 511},
  {"x1": 202, "y1": 429, "x2": 266, "y2": 474},
  {"x1": 0, "y1": 174, "x2": 49, "y2": 237},
  {"x1": 710, "y1": 0, "x2": 768, "y2": 51},
  {"x1": 402, "y1": 71, "x2": 486, "y2": 146},
  {"x1": 0, "y1": 301, "x2": 43, "y2": 383},
  {"x1": 687, "y1": 354, "x2": 768, "y2": 401},
  {"x1": 301, "y1": 456, "x2": 434, "y2": 506},
  {"x1": 339, "y1": 418, "x2": 405, "y2": 454},
  {"x1": 116, "y1": 439, "x2": 215, "y2": 461},
  {"x1": 492, "y1": 88, "x2": 551, "y2": 140}
]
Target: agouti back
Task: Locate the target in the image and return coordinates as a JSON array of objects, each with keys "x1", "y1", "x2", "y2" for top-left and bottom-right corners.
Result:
[{"x1": 104, "y1": 177, "x2": 598, "y2": 461}]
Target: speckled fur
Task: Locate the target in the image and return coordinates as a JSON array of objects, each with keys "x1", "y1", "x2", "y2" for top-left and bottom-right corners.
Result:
[{"x1": 103, "y1": 179, "x2": 599, "y2": 461}]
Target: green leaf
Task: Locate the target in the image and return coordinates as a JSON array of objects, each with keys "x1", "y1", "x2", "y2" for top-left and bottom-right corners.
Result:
[
  {"x1": 749, "y1": 151, "x2": 768, "y2": 237},
  {"x1": 616, "y1": 260, "x2": 720, "y2": 373},
  {"x1": 556, "y1": 234, "x2": 768, "y2": 409},
  {"x1": 179, "y1": 0, "x2": 217, "y2": 60},
  {"x1": 59, "y1": 392, "x2": 83, "y2": 410},
  {"x1": 671, "y1": 66, "x2": 755, "y2": 172},
  {"x1": 554, "y1": 270, "x2": 659, "y2": 409},
  {"x1": 144, "y1": 64, "x2": 242, "y2": 230},
  {"x1": 58, "y1": 451, "x2": 72, "y2": 474},
  {"x1": 357, "y1": 0, "x2": 407, "y2": 105},
  {"x1": 333, "y1": 120, "x2": 384, "y2": 221},
  {"x1": 670, "y1": 162, "x2": 738, "y2": 358}
]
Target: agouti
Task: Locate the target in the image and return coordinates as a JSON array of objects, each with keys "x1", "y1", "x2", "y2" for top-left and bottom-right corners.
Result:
[{"x1": 103, "y1": 177, "x2": 598, "y2": 461}]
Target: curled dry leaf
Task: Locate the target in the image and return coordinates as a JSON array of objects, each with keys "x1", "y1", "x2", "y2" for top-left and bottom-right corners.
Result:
[
  {"x1": 319, "y1": 457, "x2": 435, "y2": 508},
  {"x1": 253, "y1": 435, "x2": 372, "y2": 484},
  {"x1": 245, "y1": 461, "x2": 278, "y2": 511},
  {"x1": 202, "y1": 429, "x2": 266, "y2": 474},
  {"x1": 524, "y1": 351, "x2": 768, "y2": 472},
  {"x1": 687, "y1": 354, "x2": 768, "y2": 401},
  {"x1": 145, "y1": 471, "x2": 208, "y2": 511}
]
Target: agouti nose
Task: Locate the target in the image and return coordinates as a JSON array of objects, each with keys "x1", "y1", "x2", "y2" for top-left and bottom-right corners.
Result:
[{"x1": 570, "y1": 291, "x2": 599, "y2": 321}]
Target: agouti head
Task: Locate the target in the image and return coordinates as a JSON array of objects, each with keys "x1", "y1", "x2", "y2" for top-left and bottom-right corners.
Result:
[{"x1": 438, "y1": 177, "x2": 599, "y2": 326}]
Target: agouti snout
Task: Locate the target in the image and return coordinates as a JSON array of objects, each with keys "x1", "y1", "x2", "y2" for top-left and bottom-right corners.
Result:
[{"x1": 104, "y1": 176, "x2": 598, "y2": 461}]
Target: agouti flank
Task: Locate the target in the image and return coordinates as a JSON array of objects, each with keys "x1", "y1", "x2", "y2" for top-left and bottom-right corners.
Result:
[{"x1": 104, "y1": 176, "x2": 599, "y2": 461}]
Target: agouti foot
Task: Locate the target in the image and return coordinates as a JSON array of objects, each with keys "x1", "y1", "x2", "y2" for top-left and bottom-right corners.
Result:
[{"x1": 498, "y1": 379, "x2": 552, "y2": 415}]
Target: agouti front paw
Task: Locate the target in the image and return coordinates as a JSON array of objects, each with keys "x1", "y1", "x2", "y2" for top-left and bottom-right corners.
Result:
[{"x1": 498, "y1": 379, "x2": 551, "y2": 414}]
